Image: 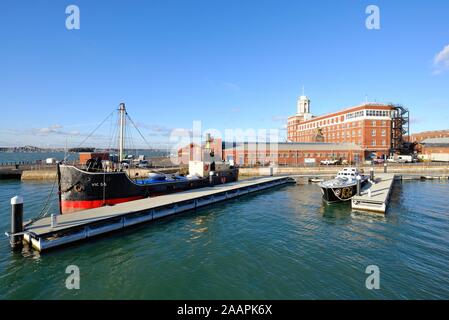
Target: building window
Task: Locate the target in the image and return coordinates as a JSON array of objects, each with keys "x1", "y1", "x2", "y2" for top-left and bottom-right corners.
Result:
[
  {"x1": 372, "y1": 140, "x2": 376, "y2": 146},
  {"x1": 372, "y1": 120, "x2": 376, "y2": 126},
  {"x1": 382, "y1": 129, "x2": 386, "y2": 136},
  {"x1": 372, "y1": 129, "x2": 376, "y2": 136},
  {"x1": 358, "y1": 129, "x2": 361, "y2": 136},
  {"x1": 382, "y1": 140, "x2": 386, "y2": 146},
  {"x1": 382, "y1": 120, "x2": 386, "y2": 126}
]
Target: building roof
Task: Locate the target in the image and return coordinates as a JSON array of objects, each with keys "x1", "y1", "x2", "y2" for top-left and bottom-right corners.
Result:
[
  {"x1": 421, "y1": 137, "x2": 449, "y2": 145},
  {"x1": 410, "y1": 129, "x2": 449, "y2": 141},
  {"x1": 288, "y1": 103, "x2": 393, "y2": 121},
  {"x1": 224, "y1": 142, "x2": 363, "y2": 151},
  {"x1": 412, "y1": 129, "x2": 449, "y2": 136}
]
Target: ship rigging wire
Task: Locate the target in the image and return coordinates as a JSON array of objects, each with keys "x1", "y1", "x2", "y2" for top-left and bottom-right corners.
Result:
[
  {"x1": 126, "y1": 113, "x2": 154, "y2": 151},
  {"x1": 63, "y1": 110, "x2": 115, "y2": 162},
  {"x1": 24, "y1": 173, "x2": 58, "y2": 227},
  {"x1": 31, "y1": 105, "x2": 158, "y2": 224}
]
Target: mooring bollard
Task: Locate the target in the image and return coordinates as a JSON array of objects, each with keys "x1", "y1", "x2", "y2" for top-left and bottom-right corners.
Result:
[
  {"x1": 368, "y1": 188, "x2": 372, "y2": 197},
  {"x1": 10, "y1": 196, "x2": 24, "y2": 250},
  {"x1": 269, "y1": 166, "x2": 274, "y2": 176},
  {"x1": 209, "y1": 171, "x2": 214, "y2": 185},
  {"x1": 370, "y1": 168, "x2": 374, "y2": 181},
  {"x1": 51, "y1": 214, "x2": 57, "y2": 228},
  {"x1": 356, "y1": 175, "x2": 361, "y2": 196},
  {"x1": 384, "y1": 163, "x2": 387, "y2": 173}
]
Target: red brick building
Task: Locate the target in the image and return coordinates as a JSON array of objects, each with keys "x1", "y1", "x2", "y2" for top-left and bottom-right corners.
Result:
[
  {"x1": 407, "y1": 130, "x2": 449, "y2": 153},
  {"x1": 419, "y1": 138, "x2": 449, "y2": 162},
  {"x1": 287, "y1": 95, "x2": 400, "y2": 158},
  {"x1": 79, "y1": 152, "x2": 110, "y2": 165},
  {"x1": 409, "y1": 130, "x2": 449, "y2": 143},
  {"x1": 177, "y1": 137, "x2": 223, "y2": 165},
  {"x1": 223, "y1": 142, "x2": 364, "y2": 166}
]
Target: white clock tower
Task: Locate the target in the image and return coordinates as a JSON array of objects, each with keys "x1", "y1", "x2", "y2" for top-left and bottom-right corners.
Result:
[{"x1": 296, "y1": 87, "x2": 312, "y2": 121}]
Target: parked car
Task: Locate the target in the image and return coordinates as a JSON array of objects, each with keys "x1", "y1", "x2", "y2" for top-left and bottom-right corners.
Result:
[
  {"x1": 320, "y1": 159, "x2": 340, "y2": 165},
  {"x1": 386, "y1": 156, "x2": 397, "y2": 163},
  {"x1": 372, "y1": 158, "x2": 385, "y2": 164},
  {"x1": 137, "y1": 160, "x2": 150, "y2": 168}
]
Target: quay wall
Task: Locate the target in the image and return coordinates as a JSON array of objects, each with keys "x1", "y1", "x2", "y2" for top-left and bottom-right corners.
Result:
[
  {"x1": 15, "y1": 164, "x2": 449, "y2": 180},
  {"x1": 239, "y1": 164, "x2": 449, "y2": 176},
  {"x1": 21, "y1": 170, "x2": 57, "y2": 180},
  {"x1": 0, "y1": 169, "x2": 23, "y2": 180}
]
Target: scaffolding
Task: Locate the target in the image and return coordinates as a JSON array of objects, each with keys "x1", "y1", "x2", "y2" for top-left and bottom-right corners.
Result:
[{"x1": 390, "y1": 104, "x2": 410, "y2": 155}]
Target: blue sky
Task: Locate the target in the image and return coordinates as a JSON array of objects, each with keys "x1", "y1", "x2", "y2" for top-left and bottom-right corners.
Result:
[{"x1": 0, "y1": 0, "x2": 449, "y2": 148}]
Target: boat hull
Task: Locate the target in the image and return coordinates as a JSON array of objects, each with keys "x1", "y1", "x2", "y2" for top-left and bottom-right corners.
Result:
[
  {"x1": 59, "y1": 165, "x2": 239, "y2": 214},
  {"x1": 320, "y1": 184, "x2": 358, "y2": 203},
  {"x1": 320, "y1": 179, "x2": 368, "y2": 203}
]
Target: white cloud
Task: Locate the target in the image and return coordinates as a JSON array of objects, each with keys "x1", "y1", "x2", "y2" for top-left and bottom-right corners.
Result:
[
  {"x1": 271, "y1": 115, "x2": 288, "y2": 122},
  {"x1": 433, "y1": 44, "x2": 449, "y2": 75},
  {"x1": 222, "y1": 82, "x2": 240, "y2": 91},
  {"x1": 36, "y1": 124, "x2": 63, "y2": 135},
  {"x1": 134, "y1": 122, "x2": 174, "y2": 136},
  {"x1": 33, "y1": 125, "x2": 81, "y2": 137}
]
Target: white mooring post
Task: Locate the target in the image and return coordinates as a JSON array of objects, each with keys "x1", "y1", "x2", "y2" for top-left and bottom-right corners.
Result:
[
  {"x1": 51, "y1": 214, "x2": 57, "y2": 228},
  {"x1": 10, "y1": 196, "x2": 24, "y2": 250},
  {"x1": 356, "y1": 175, "x2": 361, "y2": 196},
  {"x1": 384, "y1": 163, "x2": 387, "y2": 173},
  {"x1": 370, "y1": 168, "x2": 374, "y2": 181},
  {"x1": 209, "y1": 171, "x2": 215, "y2": 185}
]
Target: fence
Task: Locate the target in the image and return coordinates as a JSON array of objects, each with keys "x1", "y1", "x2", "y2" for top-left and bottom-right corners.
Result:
[
  {"x1": 238, "y1": 160, "x2": 449, "y2": 169},
  {"x1": 0, "y1": 161, "x2": 78, "y2": 170}
]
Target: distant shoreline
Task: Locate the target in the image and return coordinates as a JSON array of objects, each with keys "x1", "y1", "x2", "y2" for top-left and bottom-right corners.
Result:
[{"x1": 0, "y1": 148, "x2": 168, "y2": 153}]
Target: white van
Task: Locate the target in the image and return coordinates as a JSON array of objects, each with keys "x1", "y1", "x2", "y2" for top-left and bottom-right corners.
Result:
[
  {"x1": 45, "y1": 158, "x2": 57, "y2": 165},
  {"x1": 387, "y1": 155, "x2": 414, "y2": 163},
  {"x1": 397, "y1": 155, "x2": 413, "y2": 163}
]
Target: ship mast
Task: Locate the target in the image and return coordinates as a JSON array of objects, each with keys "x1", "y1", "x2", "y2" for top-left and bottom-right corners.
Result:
[{"x1": 119, "y1": 103, "x2": 126, "y2": 163}]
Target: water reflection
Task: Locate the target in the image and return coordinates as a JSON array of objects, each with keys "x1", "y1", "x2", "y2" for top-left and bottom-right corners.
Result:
[
  {"x1": 320, "y1": 201, "x2": 352, "y2": 220},
  {"x1": 187, "y1": 215, "x2": 212, "y2": 241},
  {"x1": 2, "y1": 180, "x2": 449, "y2": 299}
]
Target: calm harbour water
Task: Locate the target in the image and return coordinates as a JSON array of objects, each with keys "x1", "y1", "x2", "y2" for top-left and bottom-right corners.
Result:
[
  {"x1": 0, "y1": 152, "x2": 75, "y2": 164},
  {"x1": 0, "y1": 179, "x2": 448, "y2": 299},
  {"x1": 0, "y1": 151, "x2": 169, "y2": 164}
]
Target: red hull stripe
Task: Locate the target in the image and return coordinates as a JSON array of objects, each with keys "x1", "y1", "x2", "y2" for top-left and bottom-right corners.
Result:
[{"x1": 61, "y1": 196, "x2": 144, "y2": 214}]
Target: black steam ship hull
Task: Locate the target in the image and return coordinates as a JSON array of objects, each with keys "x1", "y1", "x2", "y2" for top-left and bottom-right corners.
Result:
[{"x1": 59, "y1": 165, "x2": 239, "y2": 214}]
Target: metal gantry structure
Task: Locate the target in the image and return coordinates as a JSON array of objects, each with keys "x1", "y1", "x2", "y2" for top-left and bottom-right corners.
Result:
[{"x1": 390, "y1": 104, "x2": 410, "y2": 155}]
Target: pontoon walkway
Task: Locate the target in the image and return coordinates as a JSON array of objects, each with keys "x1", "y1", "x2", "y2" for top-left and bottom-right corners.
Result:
[{"x1": 23, "y1": 176, "x2": 295, "y2": 251}]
